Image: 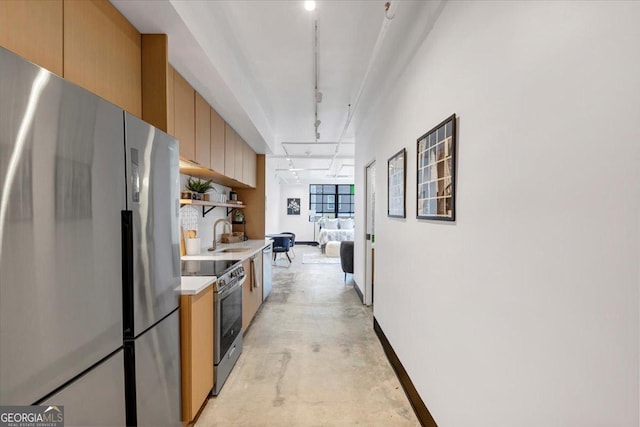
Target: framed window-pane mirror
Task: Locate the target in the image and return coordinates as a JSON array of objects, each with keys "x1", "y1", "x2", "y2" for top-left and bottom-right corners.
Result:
[
  {"x1": 417, "y1": 114, "x2": 456, "y2": 221},
  {"x1": 387, "y1": 148, "x2": 406, "y2": 218}
]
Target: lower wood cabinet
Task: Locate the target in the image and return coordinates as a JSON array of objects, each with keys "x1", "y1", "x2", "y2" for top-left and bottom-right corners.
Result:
[
  {"x1": 180, "y1": 285, "x2": 214, "y2": 423},
  {"x1": 242, "y1": 255, "x2": 263, "y2": 332}
]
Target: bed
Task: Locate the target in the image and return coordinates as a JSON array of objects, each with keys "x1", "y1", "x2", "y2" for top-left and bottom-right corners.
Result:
[{"x1": 316, "y1": 218, "x2": 355, "y2": 252}]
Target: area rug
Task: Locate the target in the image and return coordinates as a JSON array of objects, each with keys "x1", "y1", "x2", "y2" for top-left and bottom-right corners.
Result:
[{"x1": 302, "y1": 252, "x2": 341, "y2": 264}]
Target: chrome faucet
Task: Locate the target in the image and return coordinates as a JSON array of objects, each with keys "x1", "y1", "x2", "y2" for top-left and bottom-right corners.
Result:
[{"x1": 209, "y1": 219, "x2": 232, "y2": 251}]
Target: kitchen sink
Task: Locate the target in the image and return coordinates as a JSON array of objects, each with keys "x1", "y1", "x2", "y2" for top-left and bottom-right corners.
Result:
[{"x1": 218, "y1": 248, "x2": 250, "y2": 253}]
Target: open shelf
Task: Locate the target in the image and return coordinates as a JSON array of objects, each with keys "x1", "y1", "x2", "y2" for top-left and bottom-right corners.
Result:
[
  {"x1": 180, "y1": 199, "x2": 246, "y2": 209},
  {"x1": 180, "y1": 199, "x2": 246, "y2": 217}
]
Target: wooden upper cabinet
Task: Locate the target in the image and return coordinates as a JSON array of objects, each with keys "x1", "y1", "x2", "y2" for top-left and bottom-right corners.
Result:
[
  {"x1": 235, "y1": 155, "x2": 266, "y2": 239},
  {"x1": 243, "y1": 143, "x2": 257, "y2": 188},
  {"x1": 224, "y1": 123, "x2": 236, "y2": 179},
  {"x1": 0, "y1": 0, "x2": 63, "y2": 76},
  {"x1": 210, "y1": 108, "x2": 225, "y2": 174},
  {"x1": 235, "y1": 133, "x2": 244, "y2": 184},
  {"x1": 63, "y1": 0, "x2": 141, "y2": 117},
  {"x1": 141, "y1": 34, "x2": 169, "y2": 132},
  {"x1": 195, "y1": 93, "x2": 210, "y2": 168},
  {"x1": 174, "y1": 71, "x2": 195, "y2": 161},
  {"x1": 167, "y1": 66, "x2": 175, "y2": 136}
]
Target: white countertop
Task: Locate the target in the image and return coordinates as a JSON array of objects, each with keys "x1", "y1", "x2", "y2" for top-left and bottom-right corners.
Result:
[
  {"x1": 179, "y1": 276, "x2": 217, "y2": 295},
  {"x1": 181, "y1": 239, "x2": 272, "y2": 261},
  {"x1": 179, "y1": 239, "x2": 272, "y2": 296}
]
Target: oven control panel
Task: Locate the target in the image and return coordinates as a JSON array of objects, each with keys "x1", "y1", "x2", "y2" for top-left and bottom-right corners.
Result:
[
  {"x1": 230, "y1": 266, "x2": 245, "y2": 279},
  {"x1": 215, "y1": 264, "x2": 246, "y2": 292}
]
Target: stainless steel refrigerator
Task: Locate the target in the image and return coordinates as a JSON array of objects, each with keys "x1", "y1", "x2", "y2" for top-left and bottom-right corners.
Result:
[
  {"x1": 0, "y1": 46, "x2": 181, "y2": 426},
  {"x1": 121, "y1": 112, "x2": 181, "y2": 427}
]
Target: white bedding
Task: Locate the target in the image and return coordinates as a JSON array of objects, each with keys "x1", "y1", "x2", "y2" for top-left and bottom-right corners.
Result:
[{"x1": 317, "y1": 228, "x2": 355, "y2": 246}]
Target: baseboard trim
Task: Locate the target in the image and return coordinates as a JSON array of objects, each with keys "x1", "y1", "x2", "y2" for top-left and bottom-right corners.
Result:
[
  {"x1": 353, "y1": 280, "x2": 364, "y2": 304},
  {"x1": 373, "y1": 317, "x2": 437, "y2": 427}
]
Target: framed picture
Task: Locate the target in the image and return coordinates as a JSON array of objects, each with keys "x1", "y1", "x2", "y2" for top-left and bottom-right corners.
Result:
[
  {"x1": 287, "y1": 198, "x2": 301, "y2": 215},
  {"x1": 387, "y1": 148, "x2": 406, "y2": 218},
  {"x1": 417, "y1": 114, "x2": 456, "y2": 221}
]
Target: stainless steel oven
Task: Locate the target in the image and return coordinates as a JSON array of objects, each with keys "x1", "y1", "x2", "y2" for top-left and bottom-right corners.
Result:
[
  {"x1": 215, "y1": 275, "x2": 243, "y2": 362},
  {"x1": 181, "y1": 259, "x2": 246, "y2": 395}
]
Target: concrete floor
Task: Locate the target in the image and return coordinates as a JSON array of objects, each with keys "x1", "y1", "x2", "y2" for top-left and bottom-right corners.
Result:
[{"x1": 196, "y1": 245, "x2": 419, "y2": 426}]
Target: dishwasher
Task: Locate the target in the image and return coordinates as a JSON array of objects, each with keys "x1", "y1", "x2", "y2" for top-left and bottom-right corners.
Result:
[{"x1": 262, "y1": 244, "x2": 273, "y2": 300}]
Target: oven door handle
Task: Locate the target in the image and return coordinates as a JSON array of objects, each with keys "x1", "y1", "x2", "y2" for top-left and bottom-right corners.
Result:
[{"x1": 217, "y1": 275, "x2": 246, "y2": 299}]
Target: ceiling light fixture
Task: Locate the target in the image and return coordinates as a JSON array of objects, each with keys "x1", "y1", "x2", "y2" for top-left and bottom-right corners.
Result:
[{"x1": 304, "y1": 1, "x2": 316, "y2": 12}]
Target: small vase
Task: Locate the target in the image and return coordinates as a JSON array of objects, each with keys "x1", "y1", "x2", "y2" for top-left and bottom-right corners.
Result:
[{"x1": 203, "y1": 193, "x2": 209, "y2": 201}]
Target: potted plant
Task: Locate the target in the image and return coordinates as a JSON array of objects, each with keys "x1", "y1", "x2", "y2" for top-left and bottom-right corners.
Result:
[{"x1": 185, "y1": 177, "x2": 214, "y2": 201}]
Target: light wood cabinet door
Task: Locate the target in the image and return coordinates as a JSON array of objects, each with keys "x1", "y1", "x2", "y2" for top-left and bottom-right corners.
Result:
[
  {"x1": 242, "y1": 256, "x2": 263, "y2": 332},
  {"x1": 141, "y1": 34, "x2": 169, "y2": 133},
  {"x1": 250, "y1": 147, "x2": 258, "y2": 187},
  {"x1": 235, "y1": 133, "x2": 244, "y2": 184},
  {"x1": 243, "y1": 143, "x2": 257, "y2": 188},
  {"x1": 195, "y1": 92, "x2": 211, "y2": 168},
  {"x1": 180, "y1": 286, "x2": 214, "y2": 423},
  {"x1": 167, "y1": 66, "x2": 175, "y2": 136},
  {"x1": 0, "y1": 0, "x2": 63, "y2": 76},
  {"x1": 174, "y1": 71, "x2": 195, "y2": 161},
  {"x1": 63, "y1": 0, "x2": 141, "y2": 117},
  {"x1": 210, "y1": 108, "x2": 225, "y2": 174},
  {"x1": 235, "y1": 155, "x2": 266, "y2": 239},
  {"x1": 224, "y1": 123, "x2": 236, "y2": 179}
]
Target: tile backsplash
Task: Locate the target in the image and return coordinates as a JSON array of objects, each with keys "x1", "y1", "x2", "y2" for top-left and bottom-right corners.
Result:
[{"x1": 179, "y1": 174, "x2": 232, "y2": 251}]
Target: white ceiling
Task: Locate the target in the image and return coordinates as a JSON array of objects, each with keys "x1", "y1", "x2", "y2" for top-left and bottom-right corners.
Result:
[{"x1": 110, "y1": 0, "x2": 444, "y2": 184}]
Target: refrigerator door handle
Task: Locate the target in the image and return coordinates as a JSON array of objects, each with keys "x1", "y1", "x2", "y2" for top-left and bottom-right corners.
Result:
[{"x1": 122, "y1": 210, "x2": 134, "y2": 338}]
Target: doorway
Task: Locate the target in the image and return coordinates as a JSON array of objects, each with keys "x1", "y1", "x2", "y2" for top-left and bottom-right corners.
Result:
[{"x1": 364, "y1": 161, "x2": 376, "y2": 306}]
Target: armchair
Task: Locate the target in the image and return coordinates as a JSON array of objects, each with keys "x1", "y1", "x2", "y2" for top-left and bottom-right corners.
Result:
[{"x1": 340, "y1": 241, "x2": 354, "y2": 283}]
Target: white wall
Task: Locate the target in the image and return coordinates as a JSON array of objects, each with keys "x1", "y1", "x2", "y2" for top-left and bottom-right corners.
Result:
[
  {"x1": 265, "y1": 157, "x2": 281, "y2": 235},
  {"x1": 277, "y1": 183, "x2": 315, "y2": 242},
  {"x1": 354, "y1": 1, "x2": 640, "y2": 426},
  {"x1": 179, "y1": 174, "x2": 232, "y2": 251}
]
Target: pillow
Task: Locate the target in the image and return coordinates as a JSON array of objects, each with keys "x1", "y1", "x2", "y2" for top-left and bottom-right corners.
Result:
[
  {"x1": 323, "y1": 218, "x2": 339, "y2": 230},
  {"x1": 339, "y1": 218, "x2": 354, "y2": 230}
]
